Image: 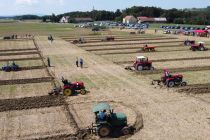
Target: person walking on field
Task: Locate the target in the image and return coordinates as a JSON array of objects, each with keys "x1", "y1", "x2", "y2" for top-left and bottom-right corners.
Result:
[
  {"x1": 76, "y1": 57, "x2": 79, "y2": 67},
  {"x1": 47, "y1": 57, "x2": 51, "y2": 67},
  {"x1": 80, "y1": 58, "x2": 84, "y2": 68}
]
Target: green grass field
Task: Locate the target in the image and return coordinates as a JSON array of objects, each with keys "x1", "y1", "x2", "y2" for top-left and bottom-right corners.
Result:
[{"x1": 0, "y1": 21, "x2": 75, "y2": 36}]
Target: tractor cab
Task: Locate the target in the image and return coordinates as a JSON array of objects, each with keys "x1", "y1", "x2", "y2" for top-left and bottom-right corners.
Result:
[
  {"x1": 91, "y1": 102, "x2": 132, "y2": 137},
  {"x1": 133, "y1": 56, "x2": 154, "y2": 71}
]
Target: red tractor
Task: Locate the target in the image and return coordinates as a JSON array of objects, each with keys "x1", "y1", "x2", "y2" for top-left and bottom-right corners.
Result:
[
  {"x1": 190, "y1": 42, "x2": 208, "y2": 51},
  {"x1": 101, "y1": 36, "x2": 115, "y2": 42},
  {"x1": 142, "y1": 44, "x2": 156, "y2": 52},
  {"x1": 49, "y1": 77, "x2": 87, "y2": 96},
  {"x1": 152, "y1": 69, "x2": 187, "y2": 87},
  {"x1": 125, "y1": 56, "x2": 154, "y2": 71}
]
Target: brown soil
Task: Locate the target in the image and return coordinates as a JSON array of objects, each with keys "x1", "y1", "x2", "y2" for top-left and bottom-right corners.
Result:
[
  {"x1": 0, "y1": 48, "x2": 37, "y2": 52},
  {"x1": 115, "y1": 56, "x2": 210, "y2": 65},
  {"x1": 0, "y1": 57, "x2": 42, "y2": 62},
  {"x1": 0, "y1": 77, "x2": 54, "y2": 85},
  {"x1": 97, "y1": 49, "x2": 187, "y2": 55},
  {"x1": 0, "y1": 95, "x2": 64, "y2": 112},
  {"x1": 86, "y1": 44, "x2": 181, "y2": 52},
  {"x1": 79, "y1": 40, "x2": 183, "y2": 47},
  {"x1": 131, "y1": 66, "x2": 210, "y2": 75},
  {"x1": 0, "y1": 51, "x2": 40, "y2": 56},
  {"x1": 178, "y1": 83, "x2": 210, "y2": 94}
]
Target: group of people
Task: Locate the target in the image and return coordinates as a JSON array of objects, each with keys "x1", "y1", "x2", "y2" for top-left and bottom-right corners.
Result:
[{"x1": 76, "y1": 58, "x2": 84, "y2": 68}]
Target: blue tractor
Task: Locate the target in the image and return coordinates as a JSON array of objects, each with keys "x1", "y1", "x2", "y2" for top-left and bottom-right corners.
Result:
[
  {"x1": 2, "y1": 62, "x2": 20, "y2": 72},
  {"x1": 89, "y1": 103, "x2": 134, "y2": 137}
]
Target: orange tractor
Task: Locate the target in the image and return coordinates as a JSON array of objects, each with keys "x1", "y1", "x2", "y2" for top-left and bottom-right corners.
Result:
[
  {"x1": 49, "y1": 77, "x2": 87, "y2": 96},
  {"x1": 141, "y1": 44, "x2": 156, "y2": 52}
]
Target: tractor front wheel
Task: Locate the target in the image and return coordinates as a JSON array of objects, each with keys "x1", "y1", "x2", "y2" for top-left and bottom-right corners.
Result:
[
  {"x1": 80, "y1": 89, "x2": 86, "y2": 95},
  {"x1": 98, "y1": 125, "x2": 111, "y2": 137},
  {"x1": 63, "y1": 89, "x2": 72, "y2": 96},
  {"x1": 181, "y1": 82, "x2": 187, "y2": 86},
  {"x1": 121, "y1": 127, "x2": 130, "y2": 135}
]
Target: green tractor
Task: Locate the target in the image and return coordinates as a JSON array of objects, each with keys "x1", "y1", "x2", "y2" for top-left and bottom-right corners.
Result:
[{"x1": 89, "y1": 102, "x2": 134, "y2": 137}]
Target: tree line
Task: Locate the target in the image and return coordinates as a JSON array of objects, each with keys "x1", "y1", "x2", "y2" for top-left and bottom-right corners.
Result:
[{"x1": 15, "y1": 6, "x2": 210, "y2": 25}]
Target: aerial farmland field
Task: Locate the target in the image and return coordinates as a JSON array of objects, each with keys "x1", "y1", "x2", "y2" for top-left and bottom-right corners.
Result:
[{"x1": 0, "y1": 21, "x2": 210, "y2": 140}]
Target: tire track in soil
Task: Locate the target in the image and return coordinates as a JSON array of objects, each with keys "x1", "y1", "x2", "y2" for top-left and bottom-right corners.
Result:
[
  {"x1": 132, "y1": 66, "x2": 210, "y2": 75},
  {"x1": 177, "y1": 83, "x2": 210, "y2": 94},
  {"x1": 0, "y1": 57, "x2": 42, "y2": 62},
  {"x1": 66, "y1": 37, "x2": 177, "y2": 43},
  {"x1": 85, "y1": 44, "x2": 182, "y2": 52},
  {"x1": 0, "y1": 48, "x2": 37, "y2": 52},
  {"x1": 78, "y1": 40, "x2": 183, "y2": 47},
  {"x1": 97, "y1": 49, "x2": 187, "y2": 55},
  {"x1": 0, "y1": 51, "x2": 40, "y2": 56},
  {"x1": 115, "y1": 57, "x2": 210, "y2": 65},
  {"x1": 0, "y1": 77, "x2": 54, "y2": 85}
]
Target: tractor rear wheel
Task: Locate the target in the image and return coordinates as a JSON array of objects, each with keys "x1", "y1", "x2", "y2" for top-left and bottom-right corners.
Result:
[
  {"x1": 80, "y1": 89, "x2": 86, "y2": 95},
  {"x1": 121, "y1": 127, "x2": 130, "y2": 135},
  {"x1": 63, "y1": 88, "x2": 72, "y2": 96},
  {"x1": 137, "y1": 65, "x2": 143, "y2": 71},
  {"x1": 98, "y1": 125, "x2": 111, "y2": 137},
  {"x1": 167, "y1": 81, "x2": 175, "y2": 87}
]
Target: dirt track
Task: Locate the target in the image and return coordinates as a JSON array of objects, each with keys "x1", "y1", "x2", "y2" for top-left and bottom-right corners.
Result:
[{"x1": 78, "y1": 40, "x2": 183, "y2": 47}]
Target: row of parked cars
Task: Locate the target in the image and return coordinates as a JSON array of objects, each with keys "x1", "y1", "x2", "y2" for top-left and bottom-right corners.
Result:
[
  {"x1": 160, "y1": 25, "x2": 206, "y2": 30},
  {"x1": 75, "y1": 21, "x2": 149, "y2": 30}
]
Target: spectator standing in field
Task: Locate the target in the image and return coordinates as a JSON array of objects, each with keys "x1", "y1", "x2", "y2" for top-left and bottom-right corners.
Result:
[
  {"x1": 76, "y1": 57, "x2": 79, "y2": 67},
  {"x1": 80, "y1": 58, "x2": 84, "y2": 68}
]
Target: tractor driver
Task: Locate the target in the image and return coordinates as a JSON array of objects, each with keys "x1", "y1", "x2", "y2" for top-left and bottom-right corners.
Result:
[
  {"x1": 98, "y1": 110, "x2": 106, "y2": 121},
  {"x1": 164, "y1": 69, "x2": 172, "y2": 78}
]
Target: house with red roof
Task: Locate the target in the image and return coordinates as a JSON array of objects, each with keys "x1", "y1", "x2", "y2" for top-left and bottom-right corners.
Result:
[{"x1": 123, "y1": 15, "x2": 137, "y2": 24}]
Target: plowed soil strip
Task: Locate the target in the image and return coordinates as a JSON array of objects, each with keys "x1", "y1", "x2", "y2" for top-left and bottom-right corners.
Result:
[
  {"x1": 0, "y1": 48, "x2": 37, "y2": 52},
  {"x1": 134, "y1": 66, "x2": 210, "y2": 75},
  {"x1": 177, "y1": 83, "x2": 210, "y2": 94},
  {"x1": 79, "y1": 40, "x2": 183, "y2": 47},
  {"x1": 98, "y1": 49, "x2": 187, "y2": 55},
  {"x1": 0, "y1": 95, "x2": 64, "y2": 112},
  {"x1": 0, "y1": 66, "x2": 46, "y2": 71},
  {"x1": 86, "y1": 44, "x2": 181, "y2": 51},
  {"x1": 115, "y1": 57, "x2": 210, "y2": 65},
  {"x1": 0, "y1": 77, "x2": 54, "y2": 85},
  {"x1": 0, "y1": 51, "x2": 40, "y2": 56},
  {"x1": 66, "y1": 37, "x2": 177, "y2": 43},
  {"x1": 0, "y1": 57, "x2": 42, "y2": 62}
]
